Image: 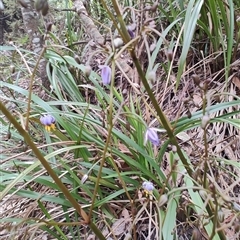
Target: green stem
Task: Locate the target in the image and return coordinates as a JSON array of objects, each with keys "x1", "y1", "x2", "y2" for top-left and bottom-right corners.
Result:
[
  {"x1": 25, "y1": 47, "x2": 46, "y2": 131},
  {"x1": 0, "y1": 102, "x2": 106, "y2": 240},
  {"x1": 202, "y1": 88, "x2": 208, "y2": 188},
  {"x1": 111, "y1": 0, "x2": 193, "y2": 177},
  {"x1": 88, "y1": 58, "x2": 116, "y2": 220},
  {"x1": 110, "y1": 2, "x2": 227, "y2": 239}
]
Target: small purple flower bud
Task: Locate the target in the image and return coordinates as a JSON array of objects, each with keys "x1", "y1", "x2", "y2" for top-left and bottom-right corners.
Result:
[
  {"x1": 142, "y1": 181, "x2": 154, "y2": 192},
  {"x1": 127, "y1": 28, "x2": 135, "y2": 39},
  {"x1": 144, "y1": 127, "x2": 160, "y2": 146},
  {"x1": 98, "y1": 65, "x2": 111, "y2": 85},
  {"x1": 40, "y1": 114, "x2": 56, "y2": 132}
]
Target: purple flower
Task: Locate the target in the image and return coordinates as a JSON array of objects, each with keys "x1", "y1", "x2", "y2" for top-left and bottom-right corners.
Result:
[
  {"x1": 142, "y1": 181, "x2": 154, "y2": 192},
  {"x1": 127, "y1": 28, "x2": 135, "y2": 39},
  {"x1": 144, "y1": 127, "x2": 160, "y2": 146},
  {"x1": 40, "y1": 114, "x2": 56, "y2": 132},
  {"x1": 98, "y1": 65, "x2": 111, "y2": 85}
]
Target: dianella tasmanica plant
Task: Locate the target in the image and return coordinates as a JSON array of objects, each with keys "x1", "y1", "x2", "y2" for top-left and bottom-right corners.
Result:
[{"x1": 0, "y1": 0, "x2": 240, "y2": 239}]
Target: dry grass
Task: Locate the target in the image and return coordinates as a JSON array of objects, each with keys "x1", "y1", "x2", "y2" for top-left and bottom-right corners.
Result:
[{"x1": 1, "y1": 1, "x2": 240, "y2": 239}]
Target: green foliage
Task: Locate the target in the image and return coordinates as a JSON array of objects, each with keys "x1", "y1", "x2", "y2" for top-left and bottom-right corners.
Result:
[{"x1": 1, "y1": 0, "x2": 240, "y2": 239}]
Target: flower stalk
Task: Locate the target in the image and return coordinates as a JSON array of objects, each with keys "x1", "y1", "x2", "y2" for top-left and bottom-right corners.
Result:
[
  {"x1": 108, "y1": 1, "x2": 227, "y2": 239},
  {"x1": 0, "y1": 102, "x2": 106, "y2": 240}
]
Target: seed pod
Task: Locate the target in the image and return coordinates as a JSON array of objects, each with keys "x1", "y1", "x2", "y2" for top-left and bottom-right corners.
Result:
[
  {"x1": 125, "y1": 122, "x2": 131, "y2": 132},
  {"x1": 204, "y1": 79, "x2": 211, "y2": 90},
  {"x1": 18, "y1": 0, "x2": 28, "y2": 8},
  {"x1": 166, "y1": 49, "x2": 173, "y2": 61},
  {"x1": 84, "y1": 65, "x2": 92, "y2": 77},
  {"x1": 22, "y1": 144, "x2": 28, "y2": 152},
  {"x1": 192, "y1": 74, "x2": 200, "y2": 86},
  {"x1": 214, "y1": 95, "x2": 221, "y2": 103},
  {"x1": 149, "y1": 43, "x2": 156, "y2": 52},
  {"x1": 158, "y1": 194, "x2": 168, "y2": 207},
  {"x1": 74, "y1": 55, "x2": 81, "y2": 64},
  {"x1": 35, "y1": 0, "x2": 45, "y2": 11},
  {"x1": 10, "y1": 65, "x2": 15, "y2": 74},
  {"x1": 151, "y1": 2, "x2": 159, "y2": 12},
  {"x1": 209, "y1": 183, "x2": 215, "y2": 193},
  {"x1": 186, "y1": 110, "x2": 192, "y2": 119},
  {"x1": 201, "y1": 115, "x2": 210, "y2": 129},
  {"x1": 183, "y1": 97, "x2": 190, "y2": 104},
  {"x1": 41, "y1": 0, "x2": 49, "y2": 16},
  {"x1": 113, "y1": 38, "x2": 124, "y2": 48},
  {"x1": 122, "y1": 88, "x2": 127, "y2": 94},
  {"x1": 147, "y1": 70, "x2": 156, "y2": 83},
  {"x1": 192, "y1": 228, "x2": 201, "y2": 240},
  {"x1": 199, "y1": 190, "x2": 208, "y2": 200},
  {"x1": 171, "y1": 145, "x2": 177, "y2": 153},
  {"x1": 46, "y1": 22, "x2": 53, "y2": 32},
  {"x1": 6, "y1": 131, "x2": 11, "y2": 140},
  {"x1": 217, "y1": 209, "x2": 224, "y2": 223}
]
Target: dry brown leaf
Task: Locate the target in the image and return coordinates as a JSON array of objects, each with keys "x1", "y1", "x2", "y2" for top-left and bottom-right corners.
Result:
[
  {"x1": 111, "y1": 208, "x2": 131, "y2": 237},
  {"x1": 118, "y1": 143, "x2": 132, "y2": 155},
  {"x1": 232, "y1": 76, "x2": 240, "y2": 89},
  {"x1": 176, "y1": 132, "x2": 191, "y2": 142},
  {"x1": 121, "y1": 208, "x2": 130, "y2": 219},
  {"x1": 224, "y1": 146, "x2": 236, "y2": 161},
  {"x1": 192, "y1": 94, "x2": 202, "y2": 107},
  {"x1": 111, "y1": 218, "x2": 127, "y2": 236}
]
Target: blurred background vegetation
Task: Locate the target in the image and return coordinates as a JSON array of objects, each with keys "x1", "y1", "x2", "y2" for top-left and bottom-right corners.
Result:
[{"x1": 1, "y1": 0, "x2": 240, "y2": 239}]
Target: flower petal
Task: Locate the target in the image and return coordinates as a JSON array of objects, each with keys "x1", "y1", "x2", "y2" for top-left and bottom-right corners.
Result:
[
  {"x1": 127, "y1": 28, "x2": 134, "y2": 39},
  {"x1": 40, "y1": 115, "x2": 55, "y2": 126},
  {"x1": 99, "y1": 65, "x2": 111, "y2": 85},
  {"x1": 145, "y1": 127, "x2": 160, "y2": 146},
  {"x1": 142, "y1": 181, "x2": 154, "y2": 192}
]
